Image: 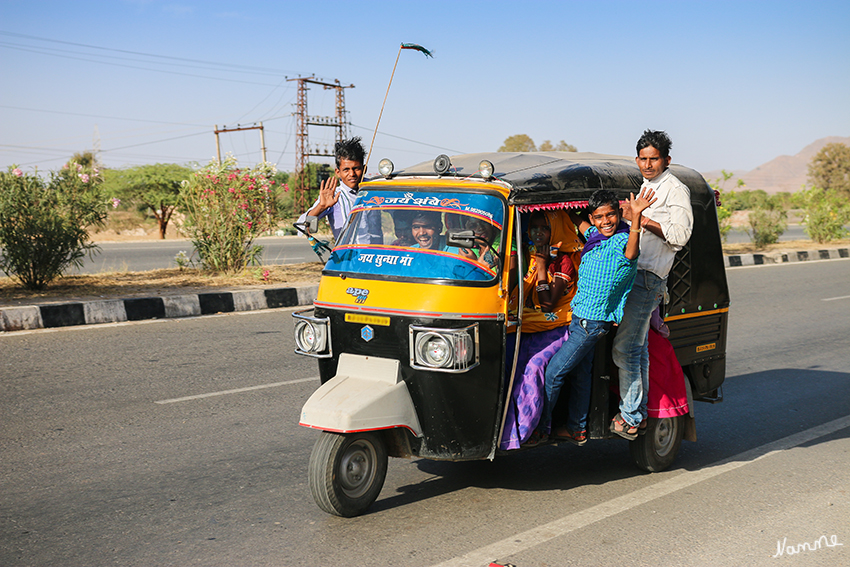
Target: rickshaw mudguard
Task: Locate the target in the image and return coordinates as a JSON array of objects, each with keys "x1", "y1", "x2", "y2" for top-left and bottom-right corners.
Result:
[{"x1": 299, "y1": 353, "x2": 422, "y2": 436}]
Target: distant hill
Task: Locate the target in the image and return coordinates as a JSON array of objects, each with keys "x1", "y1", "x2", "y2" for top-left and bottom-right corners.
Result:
[{"x1": 701, "y1": 136, "x2": 850, "y2": 194}]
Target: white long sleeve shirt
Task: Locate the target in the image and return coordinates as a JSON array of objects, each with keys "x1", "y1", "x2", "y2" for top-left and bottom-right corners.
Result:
[
  {"x1": 296, "y1": 182, "x2": 382, "y2": 244},
  {"x1": 638, "y1": 169, "x2": 693, "y2": 279},
  {"x1": 297, "y1": 182, "x2": 357, "y2": 241}
]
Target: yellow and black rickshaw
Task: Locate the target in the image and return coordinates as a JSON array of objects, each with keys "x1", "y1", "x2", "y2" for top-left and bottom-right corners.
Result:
[{"x1": 293, "y1": 152, "x2": 729, "y2": 517}]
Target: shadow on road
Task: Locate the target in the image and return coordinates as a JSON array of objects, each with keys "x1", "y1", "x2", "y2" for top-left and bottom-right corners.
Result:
[{"x1": 367, "y1": 368, "x2": 850, "y2": 515}]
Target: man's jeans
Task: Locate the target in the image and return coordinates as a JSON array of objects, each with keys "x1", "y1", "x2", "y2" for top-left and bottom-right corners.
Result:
[
  {"x1": 612, "y1": 269, "x2": 667, "y2": 427},
  {"x1": 542, "y1": 317, "x2": 612, "y2": 433}
]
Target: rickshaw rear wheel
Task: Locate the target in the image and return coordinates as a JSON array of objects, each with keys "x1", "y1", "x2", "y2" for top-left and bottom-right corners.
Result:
[
  {"x1": 309, "y1": 431, "x2": 388, "y2": 517},
  {"x1": 629, "y1": 416, "x2": 684, "y2": 472}
]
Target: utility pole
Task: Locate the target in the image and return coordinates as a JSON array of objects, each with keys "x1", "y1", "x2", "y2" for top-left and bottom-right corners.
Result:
[
  {"x1": 213, "y1": 123, "x2": 267, "y2": 165},
  {"x1": 288, "y1": 76, "x2": 353, "y2": 213}
]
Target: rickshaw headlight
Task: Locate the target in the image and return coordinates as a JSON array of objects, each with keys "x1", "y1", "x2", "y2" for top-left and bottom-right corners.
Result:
[
  {"x1": 415, "y1": 332, "x2": 452, "y2": 368},
  {"x1": 378, "y1": 158, "x2": 394, "y2": 178},
  {"x1": 410, "y1": 324, "x2": 479, "y2": 373},
  {"x1": 478, "y1": 160, "x2": 494, "y2": 180},
  {"x1": 293, "y1": 316, "x2": 330, "y2": 357}
]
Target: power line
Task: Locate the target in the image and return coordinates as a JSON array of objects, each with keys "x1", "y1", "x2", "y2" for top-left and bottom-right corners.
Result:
[
  {"x1": 0, "y1": 104, "x2": 209, "y2": 128},
  {"x1": 0, "y1": 30, "x2": 295, "y2": 75},
  {"x1": 350, "y1": 123, "x2": 466, "y2": 154},
  {"x1": 0, "y1": 42, "x2": 290, "y2": 88}
]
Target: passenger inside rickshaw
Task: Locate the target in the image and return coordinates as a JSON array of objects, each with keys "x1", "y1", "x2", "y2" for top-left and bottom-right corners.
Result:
[
  {"x1": 501, "y1": 208, "x2": 583, "y2": 449},
  {"x1": 389, "y1": 211, "x2": 415, "y2": 247},
  {"x1": 500, "y1": 205, "x2": 690, "y2": 451}
]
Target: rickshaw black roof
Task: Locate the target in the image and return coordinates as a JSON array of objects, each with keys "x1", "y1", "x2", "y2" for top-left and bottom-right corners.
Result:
[{"x1": 391, "y1": 152, "x2": 712, "y2": 207}]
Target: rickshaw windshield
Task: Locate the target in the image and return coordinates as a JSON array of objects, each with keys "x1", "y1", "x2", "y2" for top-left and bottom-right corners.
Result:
[{"x1": 326, "y1": 188, "x2": 506, "y2": 282}]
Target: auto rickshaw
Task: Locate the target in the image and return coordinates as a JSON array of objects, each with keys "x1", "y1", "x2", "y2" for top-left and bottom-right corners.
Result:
[{"x1": 293, "y1": 152, "x2": 729, "y2": 517}]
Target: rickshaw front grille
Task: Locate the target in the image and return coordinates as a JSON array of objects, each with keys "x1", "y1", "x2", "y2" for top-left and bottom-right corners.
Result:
[{"x1": 344, "y1": 338, "x2": 401, "y2": 359}]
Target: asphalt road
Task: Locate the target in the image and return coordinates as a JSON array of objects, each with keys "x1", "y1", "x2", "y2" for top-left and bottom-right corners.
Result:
[
  {"x1": 72, "y1": 226, "x2": 817, "y2": 275},
  {"x1": 2, "y1": 259, "x2": 849, "y2": 566},
  {"x1": 73, "y1": 235, "x2": 322, "y2": 274}
]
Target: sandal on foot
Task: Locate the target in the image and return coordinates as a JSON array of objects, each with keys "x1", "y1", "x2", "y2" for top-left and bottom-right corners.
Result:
[
  {"x1": 552, "y1": 425, "x2": 587, "y2": 446},
  {"x1": 610, "y1": 414, "x2": 639, "y2": 441},
  {"x1": 522, "y1": 429, "x2": 547, "y2": 448},
  {"x1": 638, "y1": 419, "x2": 648, "y2": 436}
]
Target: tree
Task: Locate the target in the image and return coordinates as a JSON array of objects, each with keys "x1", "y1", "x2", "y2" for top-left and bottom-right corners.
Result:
[
  {"x1": 109, "y1": 163, "x2": 194, "y2": 239},
  {"x1": 499, "y1": 135, "x2": 577, "y2": 153},
  {"x1": 808, "y1": 142, "x2": 850, "y2": 198},
  {"x1": 498, "y1": 134, "x2": 536, "y2": 152},
  {"x1": 539, "y1": 140, "x2": 578, "y2": 152}
]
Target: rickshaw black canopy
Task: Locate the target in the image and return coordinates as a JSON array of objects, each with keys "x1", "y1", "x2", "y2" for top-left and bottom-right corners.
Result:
[{"x1": 393, "y1": 151, "x2": 714, "y2": 210}]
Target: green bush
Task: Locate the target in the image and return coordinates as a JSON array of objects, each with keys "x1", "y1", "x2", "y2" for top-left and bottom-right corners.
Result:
[
  {"x1": 180, "y1": 157, "x2": 277, "y2": 273},
  {"x1": 745, "y1": 207, "x2": 787, "y2": 248},
  {"x1": 0, "y1": 163, "x2": 107, "y2": 290},
  {"x1": 716, "y1": 204, "x2": 733, "y2": 243},
  {"x1": 800, "y1": 186, "x2": 850, "y2": 243}
]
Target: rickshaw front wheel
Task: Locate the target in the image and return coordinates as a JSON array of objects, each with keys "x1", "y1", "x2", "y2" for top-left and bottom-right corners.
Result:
[
  {"x1": 309, "y1": 431, "x2": 388, "y2": 517},
  {"x1": 629, "y1": 416, "x2": 684, "y2": 473}
]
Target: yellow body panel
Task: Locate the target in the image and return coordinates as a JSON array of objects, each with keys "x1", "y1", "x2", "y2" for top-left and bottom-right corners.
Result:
[{"x1": 316, "y1": 275, "x2": 507, "y2": 318}]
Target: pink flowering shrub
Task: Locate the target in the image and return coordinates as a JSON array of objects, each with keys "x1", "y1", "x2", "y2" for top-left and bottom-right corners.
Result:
[
  {"x1": 180, "y1": 156, "x2": 277, "y2": 272},
  {"x1": 0, "y1": 162, "x2": 107, "y2": 289}
]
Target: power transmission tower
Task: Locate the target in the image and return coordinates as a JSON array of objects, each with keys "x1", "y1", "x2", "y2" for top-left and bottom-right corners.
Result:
[{"x1": 288, "y1": 76, "x2": 354, "y2": 213}]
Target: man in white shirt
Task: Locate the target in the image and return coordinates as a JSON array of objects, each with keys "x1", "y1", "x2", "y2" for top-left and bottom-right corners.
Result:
[
  {"x1": 610, "y1": 130, "x2": 694, "y2": 440},
  {"x1": 297, "y1": 137, "x2": 381, "y2": 244}
]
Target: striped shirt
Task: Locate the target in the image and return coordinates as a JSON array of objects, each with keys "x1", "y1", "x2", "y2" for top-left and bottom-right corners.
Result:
[{"x1": 570, "y1": 227, "x2": 637, "y2": 323}]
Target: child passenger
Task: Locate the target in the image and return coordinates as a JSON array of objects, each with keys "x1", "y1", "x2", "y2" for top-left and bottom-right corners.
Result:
[{"x1": 530, "y1": 187, "x2": 655, "y2": 447}]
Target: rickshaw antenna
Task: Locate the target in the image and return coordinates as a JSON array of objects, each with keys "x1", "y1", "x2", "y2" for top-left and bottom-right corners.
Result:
[{"x1": 365, "y1": 43, "x2": 433, "y2": 171}]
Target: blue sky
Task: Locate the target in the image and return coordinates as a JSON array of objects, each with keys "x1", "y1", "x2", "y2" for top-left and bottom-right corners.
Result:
[{"x1": 1, "y1": 0, "x2": 848, "y2": 177}]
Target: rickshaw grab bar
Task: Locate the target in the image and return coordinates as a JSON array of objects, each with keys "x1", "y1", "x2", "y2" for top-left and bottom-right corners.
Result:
[{"x1": 299, "y1": 353, "x2": 423, "y2": 437}]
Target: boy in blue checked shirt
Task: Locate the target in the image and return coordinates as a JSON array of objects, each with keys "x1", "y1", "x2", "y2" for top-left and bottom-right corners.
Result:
[{"x1": 529, "y1": 187, "x2": 655, "y2": 447}]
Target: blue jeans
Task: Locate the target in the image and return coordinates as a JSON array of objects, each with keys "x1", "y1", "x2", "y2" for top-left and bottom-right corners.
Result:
[
  {"x1": 542, "y1": 317, "x2": 612, "y2": 433},
  {"x1": 612, "y1": 269, "x2": 667, "y2": 427}
]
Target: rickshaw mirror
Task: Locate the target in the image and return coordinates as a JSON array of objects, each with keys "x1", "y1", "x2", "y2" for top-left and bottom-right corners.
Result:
[
  {"x1": 303, "y1": 215, "x2": 319, "y2": 233},
  {"x1": 446, "y1": 229, "x2": 475, "y2": 249}
]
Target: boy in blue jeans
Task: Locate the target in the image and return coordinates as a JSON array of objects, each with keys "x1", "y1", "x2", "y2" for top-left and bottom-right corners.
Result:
[{"x1": 531, "y1": 187, "x2": 655, "y2": 446}]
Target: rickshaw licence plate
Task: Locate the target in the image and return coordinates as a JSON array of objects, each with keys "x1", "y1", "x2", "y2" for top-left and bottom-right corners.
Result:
[{"x1": 344, "y1": 313, "x2": 391, "y2": 326}]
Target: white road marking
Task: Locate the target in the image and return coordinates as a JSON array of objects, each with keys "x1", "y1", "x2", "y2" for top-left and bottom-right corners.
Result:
[
  {"x1": 154, "y1": 377, "x2": 319, "y2": 404},
  {"x1": 822, "y1": 294, "x2": 850, "y2": 301},
  {"x1": 428, "y1": 414, "x2": 850, "y2": 567}
]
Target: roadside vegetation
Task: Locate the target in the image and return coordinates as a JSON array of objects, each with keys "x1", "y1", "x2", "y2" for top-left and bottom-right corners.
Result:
[
  {"x1": 711, "y1": 142, "x2": 850, "y2": 246},
  {"x1": 2, "y1": 142, "x2": 848, "y2": 298}
]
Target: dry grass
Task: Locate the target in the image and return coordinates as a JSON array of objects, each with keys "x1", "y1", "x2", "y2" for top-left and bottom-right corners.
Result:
[{"x1": 0, "y1": 263, "x2": 323, "y2": 307}]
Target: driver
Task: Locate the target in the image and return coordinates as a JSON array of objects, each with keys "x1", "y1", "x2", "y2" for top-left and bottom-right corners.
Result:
[{"x1": 410, "y1": 211, "x2": 460, "y2": 253}]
